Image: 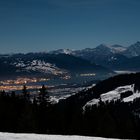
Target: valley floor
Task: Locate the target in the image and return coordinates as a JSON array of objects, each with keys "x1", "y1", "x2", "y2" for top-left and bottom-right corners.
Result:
[{"x1": 0, "y1": 132, "x2": 121, "y2": 140}]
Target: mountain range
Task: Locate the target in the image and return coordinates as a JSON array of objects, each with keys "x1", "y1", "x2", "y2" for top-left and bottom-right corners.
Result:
[
  {"x1": 0, "y1": 41, "x2": 140, "y2": 78},
  {"x1": 0, "y1": 53, "x2": 112, "y2": 79},
  {"x1": 50, "y1": 41, "x2": 140, "y2": 71}
]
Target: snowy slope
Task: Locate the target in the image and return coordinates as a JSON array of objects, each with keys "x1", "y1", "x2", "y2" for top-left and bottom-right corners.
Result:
[
  {"x1": 83, "y1": 84, "x2": 140, "y2": 109},
  {"x1": 12, "y1": 60, "x2": 66, "y2": 75},
  {"x1": 101, "y1": 85, "x2": 134, "y2": 102},
  {"x1": 110, "y1": 45, "x2": 126, "y2": 53},
  {"x1": 49, "y1": 49, "x2": 74, "y2": 55},
  {"x1": 123, "y1": 41, "x2": 140, "y2": 57},
  {"x1": 123, "y1": 90, "x2": 140, "y2": 102},
  {"x1": 49, "y1": 44, "x2": 126, "y2": 58},
  {"x1": 0, "y1": 132, "x2": 121, "y2": 140}
]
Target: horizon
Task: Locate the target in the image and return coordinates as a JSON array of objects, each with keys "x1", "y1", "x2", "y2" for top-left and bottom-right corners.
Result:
[
  {"x1": 0, "y1": 0, "x2": 140, "y2": 53},
  {"x1": 0, "y1": 41, "x2": 140, "y2": 54}
]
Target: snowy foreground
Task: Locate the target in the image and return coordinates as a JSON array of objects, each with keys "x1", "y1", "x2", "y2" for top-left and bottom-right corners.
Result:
[{"x1": 0, "y1": 132, "x2": 121, "y2": 140}]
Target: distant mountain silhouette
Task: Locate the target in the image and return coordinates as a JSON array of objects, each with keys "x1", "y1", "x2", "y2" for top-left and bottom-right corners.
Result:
[
  {"x1": 50, "y1": 42, "x2": 140, "y2": 70},
  {"x1": 0, "y1": 53, "x2": 112, "y2": 78}
]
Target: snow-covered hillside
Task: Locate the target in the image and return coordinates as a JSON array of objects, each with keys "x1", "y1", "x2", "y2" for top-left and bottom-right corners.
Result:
[
  {"x1": 0, "y1": 132, "x2": 121, "y2": 140},
  {"x1": 83, "y1": 84, "x2": 140, "y2": 109},
  {"x1": 49, "y1": 49, "x2": 74, "y2": 55},
  {"x1": 12, "y1": 60, "x2": 66, "y2": 75},
  {"x1": 123, "y1": 41, "x2": 140, "y2": 57}
]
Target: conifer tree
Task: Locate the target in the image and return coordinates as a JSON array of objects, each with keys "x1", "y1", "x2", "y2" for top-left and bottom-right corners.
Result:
[
  {"x1": 22, "y1": 85, "x2": 29, "y2": 100},
  {"x1": 39, "y1": 85, "x2": 49, "y2": 106}
]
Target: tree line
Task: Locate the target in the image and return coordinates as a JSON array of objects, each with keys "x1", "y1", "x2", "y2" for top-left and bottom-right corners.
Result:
[{"x1": 0, "y1": 72, "x2": 140, "y2": 139}]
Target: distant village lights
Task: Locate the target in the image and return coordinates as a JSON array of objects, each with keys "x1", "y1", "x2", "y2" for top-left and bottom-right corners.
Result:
[{"x1": 80, "y1": 73, "x2": 96, "y2": 77}]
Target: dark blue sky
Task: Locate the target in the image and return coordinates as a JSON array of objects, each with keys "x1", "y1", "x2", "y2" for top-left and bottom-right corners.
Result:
[{"x1": 0, "y1": 0, "x2": 140, "y2": 53}]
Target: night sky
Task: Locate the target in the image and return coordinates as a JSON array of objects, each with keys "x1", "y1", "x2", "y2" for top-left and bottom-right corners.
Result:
[{"x1": 0, "y1": 0, "x2": 140, "y2": 53}]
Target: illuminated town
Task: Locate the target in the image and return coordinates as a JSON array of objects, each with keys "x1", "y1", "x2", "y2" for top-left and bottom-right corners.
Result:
[
  {"x1": 0, "y1": 75, "x2": 72, "y2": 92},
  {"x1": 0, "y1": 77, "x2": 47, "y2": 91}
]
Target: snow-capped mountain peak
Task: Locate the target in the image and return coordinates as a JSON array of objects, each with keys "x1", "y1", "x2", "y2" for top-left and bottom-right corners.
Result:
[
  {"x1": 123, "y1": 41, "x2": 140, "y2": 57},
  {"x1": 49, "y1": 49, "x2": 73, "y2": 55},
  {"x1": 109, "y1": 45, "x2": 126, "y2": 53}
]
